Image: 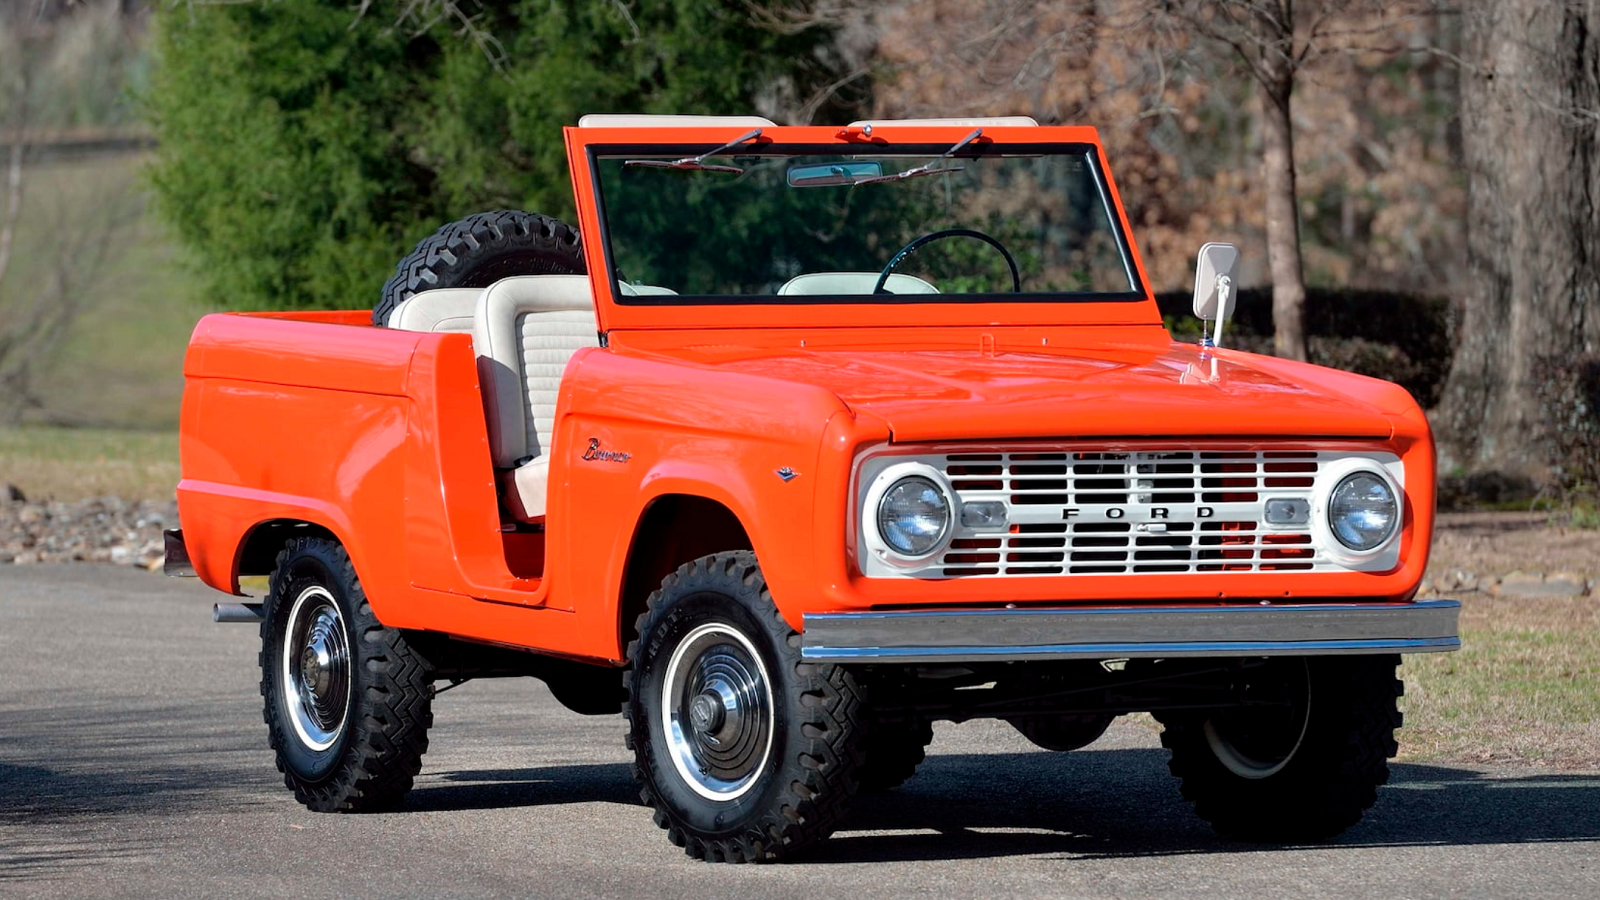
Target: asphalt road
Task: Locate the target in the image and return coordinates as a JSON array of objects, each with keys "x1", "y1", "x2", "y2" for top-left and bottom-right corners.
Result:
[{"x1": 3, "y1": 565, "x2": 1597, "y2": 899}]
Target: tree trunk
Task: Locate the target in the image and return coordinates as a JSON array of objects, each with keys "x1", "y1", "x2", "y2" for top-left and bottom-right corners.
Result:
[
  {"x1": 1436, "y1": 0, "x2": 1600, "y2": 478},
  {"x1": 0, "y1": 140, "x2": 22, "y2": 293},
  {"x1": 1259, "y1": 72, "x2": 1308, "y2": 362}
]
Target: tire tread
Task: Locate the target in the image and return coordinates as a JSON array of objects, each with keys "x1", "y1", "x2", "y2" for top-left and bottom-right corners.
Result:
[
  {"x1": 623, "y1": 551, "x2": 864, "y2": 862},
  {"x1": 261, "y1": 537, "x2": 433, "y2": 812},
  {"x1": 374, "y1": 210, "x2": 583, "y2": 326}
]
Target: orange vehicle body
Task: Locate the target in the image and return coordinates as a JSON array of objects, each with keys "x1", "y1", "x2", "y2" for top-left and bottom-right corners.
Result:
[{"x1": 174, "y1": 123, "x2": 1436, "y2": 666}]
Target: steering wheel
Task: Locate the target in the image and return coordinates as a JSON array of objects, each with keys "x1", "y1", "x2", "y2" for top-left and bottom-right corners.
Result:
[{"x1": 872, "y1": 228, "x2": 1022, "y2": 294}]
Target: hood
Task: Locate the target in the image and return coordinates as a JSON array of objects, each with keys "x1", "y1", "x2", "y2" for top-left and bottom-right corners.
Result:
[{"x1": 630, "y1": 337, "x2": 1396, "y2": 443}]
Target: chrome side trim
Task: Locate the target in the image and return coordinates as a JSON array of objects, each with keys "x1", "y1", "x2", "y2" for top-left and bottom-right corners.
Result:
[{"x1": 801, "y1": 599, "x2": 1460, "y2": 663}]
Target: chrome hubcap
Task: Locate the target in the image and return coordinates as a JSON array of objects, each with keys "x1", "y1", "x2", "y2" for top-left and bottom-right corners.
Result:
[
  {"x1": 282, "y1": 586, "x2": 351, "y2": 752},
  {"x1": 661, "y1": 622, "x2": 774, "y2": 801}
]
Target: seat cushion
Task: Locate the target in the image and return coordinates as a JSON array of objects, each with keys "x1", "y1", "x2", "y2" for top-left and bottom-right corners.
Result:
[
  {"x1": 386, "y1": 288, "x2": 479, "y2": 332},
  {"x1": 471, "y1": 275, "x2": 599, "y2": 520},
  {"x1": 777, "y1": 272, "x2": 939, "y2": 296},
  {"x1": 500, "y1": 457, "x2": 550, "y2": 522}
]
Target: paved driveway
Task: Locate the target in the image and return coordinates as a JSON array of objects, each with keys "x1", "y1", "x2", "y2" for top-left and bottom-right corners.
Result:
[{"x1": 2, "y1": 564, "x2": 1596, "y2": 898}]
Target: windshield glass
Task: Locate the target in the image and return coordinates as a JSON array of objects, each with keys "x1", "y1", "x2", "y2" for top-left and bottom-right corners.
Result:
[{"x1": 592, "y1": 142, "x2": 1141, "y2": 304}]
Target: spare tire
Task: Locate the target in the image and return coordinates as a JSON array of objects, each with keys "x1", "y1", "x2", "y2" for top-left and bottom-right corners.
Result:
[{"x1": 375, "y1": 209, "x2": 584, "y2": 326}]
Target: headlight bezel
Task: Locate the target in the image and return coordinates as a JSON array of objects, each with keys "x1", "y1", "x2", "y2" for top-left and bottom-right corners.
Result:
[
  {"x1": 860, "y1": 461, "x2": 957, "y2": 565},
  {"x1": 1309, "y1": 458, "x2": 1405, "y2": 567}
]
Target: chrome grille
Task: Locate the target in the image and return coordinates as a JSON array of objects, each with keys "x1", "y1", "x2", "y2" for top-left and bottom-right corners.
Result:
[{"x1": 937, "y1": 450, "x2": 1326, "y2": 577}]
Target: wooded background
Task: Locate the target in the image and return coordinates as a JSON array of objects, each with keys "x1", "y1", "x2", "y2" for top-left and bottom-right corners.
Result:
[{"x1": 2, "y1": 0, "x2": 1596, "y2": 500}]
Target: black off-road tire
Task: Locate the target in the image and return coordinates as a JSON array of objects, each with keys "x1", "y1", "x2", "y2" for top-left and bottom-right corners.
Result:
[
  {"x1": 857, "y1": 719, "x2": 933, "y2": 793},
  {"x1": 260, "y1": 537, "x2": 434, "y2": 812},
  {"x1": 374, "y1": 209, "x2": 584, "y2": 326},
  {"x1": 624, "y1": 551, "x2": 866, "y2": 862},
  {"x1": 1158, "y1": 655, "x2": 1403, "y2": 842}
]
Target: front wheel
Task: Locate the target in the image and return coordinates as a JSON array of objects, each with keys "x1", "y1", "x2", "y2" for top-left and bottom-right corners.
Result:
[
  {"x1": 1158, "y1": 655, "x2": 1403, "y2": 841},
  {"x1": 625, "y1": 552, "x2": 865, "y2": 862},
  {"x1": 261, "y1": 538, "x2": 434, "y2": 811}
]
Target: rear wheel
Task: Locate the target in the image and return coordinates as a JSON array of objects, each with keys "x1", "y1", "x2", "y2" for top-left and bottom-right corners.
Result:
[
  {"x1": 375, "y1": 209, "x2": 583, "y2": 326},
  {"x1": 261, "y1": 537, "x2": 434, "y2": 811},
  {"x1": 625, "y1": 551, "x2": 866, "y2": 862},
  {"x1": 1158, "y1": 655, "x2": 1402, "y2": 841}
]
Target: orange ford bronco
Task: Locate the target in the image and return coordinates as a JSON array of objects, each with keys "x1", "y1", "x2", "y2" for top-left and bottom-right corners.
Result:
[{"x1": 166, "y1": 115, "x2": 1459, "y2": 861}]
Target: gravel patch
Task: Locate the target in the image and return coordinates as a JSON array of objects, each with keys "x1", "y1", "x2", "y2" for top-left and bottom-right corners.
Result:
[{"x1": 2, "y1": 486, "x2": 175, "y2": 569}]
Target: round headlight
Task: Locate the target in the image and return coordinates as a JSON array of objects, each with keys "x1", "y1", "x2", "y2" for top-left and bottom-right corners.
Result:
[
  {"x1": 1328, "y1": 472, "x2": 1398, "y2": 552},
  {"x1": 877, "y1": 476, "x2": 951, "y2": 557}
]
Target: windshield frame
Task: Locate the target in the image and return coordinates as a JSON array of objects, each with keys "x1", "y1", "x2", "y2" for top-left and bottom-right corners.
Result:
[{"x1": 586, "y1": 141, "x2": 1148, "y2": 307}]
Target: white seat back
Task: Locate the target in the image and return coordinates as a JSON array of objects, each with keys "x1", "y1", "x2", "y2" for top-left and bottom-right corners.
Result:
[
  {"x1": 471, "y1": 275, "x2": 599, "y2": 468},
  {"x1": 778, "y1": 272, "x2": 939, "y2": 296},
  {"x1": 386, "y1": 288, "x2": 479, "y2": 332}
]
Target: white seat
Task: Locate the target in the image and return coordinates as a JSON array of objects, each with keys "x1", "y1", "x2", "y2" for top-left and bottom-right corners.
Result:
[
  {"x1": 618, "y1": 282, "x2": 679, "y2": 296},
  {"x1": 472, "y1": 275, "x2": 599, "y2": 521},
  {"x1": 386, "y1": 288, "x2": 479, "y2": 332},
  {"x1": 778, "y1": 272, "x2": 939, "y2": 296}
]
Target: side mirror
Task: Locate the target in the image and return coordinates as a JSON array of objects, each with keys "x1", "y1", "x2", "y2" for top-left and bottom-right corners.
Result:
[{"x1": 1191, "y1": 242, "x2": 1239, "y2": 322}]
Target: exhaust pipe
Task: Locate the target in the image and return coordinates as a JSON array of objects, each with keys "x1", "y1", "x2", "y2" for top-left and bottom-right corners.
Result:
[{"x1": 213, "y1": 603, "x2": 264, "y2": 624}]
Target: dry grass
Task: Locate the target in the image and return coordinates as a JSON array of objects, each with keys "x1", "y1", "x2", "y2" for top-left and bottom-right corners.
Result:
[
  {"x1": 1401, "y1": 594, "x2": 1600, "y2": 768},
  {"x1": 0, "y1": 425, "x2": 178, "y2": 502}
]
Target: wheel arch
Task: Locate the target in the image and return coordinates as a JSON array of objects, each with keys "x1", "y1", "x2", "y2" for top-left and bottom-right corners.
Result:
[
  {"x1": 236, "y1": 518, "x2": 342, "y2": 582},
  {"x1": 615, "y1": 493, "x2": 754, "y2": 654}
]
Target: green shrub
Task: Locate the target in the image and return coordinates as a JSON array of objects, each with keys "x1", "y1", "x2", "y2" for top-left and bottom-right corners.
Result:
[{"x1": 145, "y1": 0, "x2": 862, "y2": 312}]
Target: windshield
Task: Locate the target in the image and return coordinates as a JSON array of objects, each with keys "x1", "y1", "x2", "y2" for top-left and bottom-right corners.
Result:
[{"x1": 591, "y1": 142, "x2": 1142, "y2": 304}]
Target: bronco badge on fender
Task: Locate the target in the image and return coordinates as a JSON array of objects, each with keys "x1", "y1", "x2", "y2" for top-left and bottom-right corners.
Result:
[{"x1": 581, "y1": 437, "x2": 631, "y2": 463}]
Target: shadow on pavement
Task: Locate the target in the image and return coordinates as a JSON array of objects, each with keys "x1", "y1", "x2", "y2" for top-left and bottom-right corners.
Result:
[
  {"x1": 398, "y1": 748, "x2": 1600, "y2": 864},
  {"x1": 0, "y1": 760, "x2": 234, "y2": 880},
  {"x1": 827, "y1": 750, "x2": 1600, "y2": 863},
  {"x1": 0, "y1": 701, "x2": 268, "y2": 880},
  {"x1": 405, "y1": 763, "x2": 638, "y2": 812}
]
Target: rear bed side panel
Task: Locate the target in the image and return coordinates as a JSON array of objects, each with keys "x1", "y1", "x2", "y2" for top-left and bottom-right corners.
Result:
[
  {"x1": 178, "y1": 314, "x2": 425, "y2": 613},
  {"x1": 179, "y1": 314, "x2": 629, "y2": 662}
]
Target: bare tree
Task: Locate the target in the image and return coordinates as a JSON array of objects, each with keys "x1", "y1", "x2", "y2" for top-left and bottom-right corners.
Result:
[
  {"x1": 0, "y1": 1, "x2": 144, "y2": 423},
  {"x1": 1151, "y1": 1, "x2": 1442, "y2": 361}
]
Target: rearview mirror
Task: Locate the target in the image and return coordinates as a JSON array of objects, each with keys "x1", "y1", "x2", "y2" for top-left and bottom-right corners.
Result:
[
  {"x1": 787, "y1": 161, "x2": 883, "y2": 187},
  {"x1": 1191, "y1": 242, "x2": 1239, "y2": 322}
]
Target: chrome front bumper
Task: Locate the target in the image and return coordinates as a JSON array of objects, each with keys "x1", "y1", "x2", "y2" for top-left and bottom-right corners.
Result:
[{"x1": 801, "y1": 599, "x2": 1460, "y2": 663}]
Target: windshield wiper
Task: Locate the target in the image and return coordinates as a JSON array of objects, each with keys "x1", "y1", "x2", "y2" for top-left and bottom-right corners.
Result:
[
  {"x1": 623, "y1": 128, "x2": 762, "y2": 174},
  {"x1": 850, "y1": 127, "x2": 983, "y2": 185}
]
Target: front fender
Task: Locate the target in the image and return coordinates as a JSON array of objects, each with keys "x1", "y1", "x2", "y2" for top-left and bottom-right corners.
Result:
[{"x1": 547, "y1": 349, "x2": 846, "y2": 649}]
